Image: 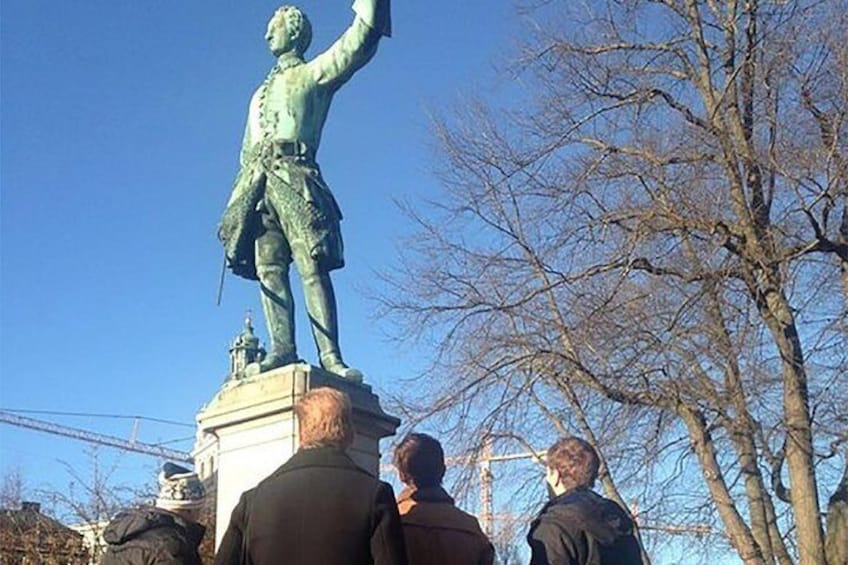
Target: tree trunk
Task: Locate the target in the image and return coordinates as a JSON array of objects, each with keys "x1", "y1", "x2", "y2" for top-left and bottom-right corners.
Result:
[
  {"x1": 681, "y1": 407, "x2": 766, "y2": 565},
  {"x1": 825, "y1": 464, "x2": 848, "y2": 565},
  {"x1": 701, "y1": 277, "x2": 790, "y2": 564},
  {"x1": 763, "y1": 292, "x2": 826, "y2": 564}
]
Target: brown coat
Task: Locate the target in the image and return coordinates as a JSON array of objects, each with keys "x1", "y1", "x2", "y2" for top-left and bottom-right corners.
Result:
[{"x1": 397, "y1": 486, "x2": 494, "y2": 565}]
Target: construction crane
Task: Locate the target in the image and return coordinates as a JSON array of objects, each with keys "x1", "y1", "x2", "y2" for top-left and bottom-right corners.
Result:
[{"x1": 0, "y1": 410, "x2": 193, "y2": 463}]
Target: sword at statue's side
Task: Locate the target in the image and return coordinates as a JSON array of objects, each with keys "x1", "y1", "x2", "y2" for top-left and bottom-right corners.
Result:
[{"x1": 216, "y1": 249, "x2": 227, "y2": 306}]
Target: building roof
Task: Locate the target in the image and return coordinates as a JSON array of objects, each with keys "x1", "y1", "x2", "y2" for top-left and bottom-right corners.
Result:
[{"x1": 0, "y1": 501, "x2": 86, "y2": 552}]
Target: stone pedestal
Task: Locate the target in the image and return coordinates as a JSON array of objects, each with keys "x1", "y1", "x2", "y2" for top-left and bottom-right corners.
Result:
[{"x1": 193, "y1": 364, "x2": 400, "y2": 545}]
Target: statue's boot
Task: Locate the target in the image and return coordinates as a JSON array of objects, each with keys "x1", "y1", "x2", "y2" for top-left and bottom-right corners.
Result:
[
  {"x1": 246, "y1": 265, "x2": 299, "y2": 377},
  {"x1": 302, "y1": 269, "x2": 363, "y2": 383}
]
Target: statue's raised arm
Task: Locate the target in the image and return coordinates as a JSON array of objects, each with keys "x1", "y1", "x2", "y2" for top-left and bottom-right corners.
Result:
[{"x1": 308, "y1": 0, "x2": 391, "y2": 89}]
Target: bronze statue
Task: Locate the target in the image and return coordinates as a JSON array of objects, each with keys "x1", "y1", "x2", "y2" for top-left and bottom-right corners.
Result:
[{"x1": 219, "y1": 0, "x2": 391, "y2": 381}]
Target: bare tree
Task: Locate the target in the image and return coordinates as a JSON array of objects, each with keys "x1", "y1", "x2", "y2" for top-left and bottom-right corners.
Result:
[
  {"x1": 0, "y1": 468, "x2": 90, "y2": 565},
  {"x1": 0, "y1": 469, "x2": 26, "y2": 509},
  {"x1": 36, "y1": 449, "x2": 155, "y2": 563},
  {"x1": 380, "y1": 1, "x2": 847, "y2": 564},
  {"x1": 44, "y1": 451, "x2": 145, "y2": 529}
]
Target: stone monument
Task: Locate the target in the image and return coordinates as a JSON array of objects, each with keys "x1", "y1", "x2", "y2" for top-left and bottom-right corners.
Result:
[
  {"x1": 200, "y1": 0, "x2": 398, "y2": 546},
  {"x1": 194, "y1": 318, "x2": 400, "y2": 544}
]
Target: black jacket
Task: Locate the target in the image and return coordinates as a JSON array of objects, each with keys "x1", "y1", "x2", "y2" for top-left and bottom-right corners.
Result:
[
  {"x1": 99, "y1": 507, "x2": 205, "y2": 565},
  {"x1": 214, "y1": 446, "x2": 407, "y2": 565},
  {"x1": 527, "y1": 488, "x2": 644, "y2": 565}
]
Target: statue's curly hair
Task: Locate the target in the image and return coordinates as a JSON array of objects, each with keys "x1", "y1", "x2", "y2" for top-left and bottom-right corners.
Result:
[{"x1": 273, "y1": 5, "x2": 313, "y2": 56}]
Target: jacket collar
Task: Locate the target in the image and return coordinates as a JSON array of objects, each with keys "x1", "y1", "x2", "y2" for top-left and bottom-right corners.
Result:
[
  {"x1": 397, "y1": 486, "x2": 486, "y2": 537},
  {"x1": 274, "y1": 51, "x2": 305, "y2": 73},
  {"x1": 272, "y1": 445, "x2": 372, "y2": 477},
  {"x1": 104, "y1": 506, "x2": 205, "y2": 546},
  {"x1": 153, "y1": 507, "x2": 206, "y2": 546},
  {"x1": 539, "y1": 486, "x2": 594, "y2": 514},
  {"x1": 397, "y1": 485, "x2": 455, "y2": 506}
]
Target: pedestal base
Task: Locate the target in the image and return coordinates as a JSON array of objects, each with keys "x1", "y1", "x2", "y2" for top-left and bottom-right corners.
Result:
[{"x1": 193, "y1": 364, "x2": 400, "y2": 545}]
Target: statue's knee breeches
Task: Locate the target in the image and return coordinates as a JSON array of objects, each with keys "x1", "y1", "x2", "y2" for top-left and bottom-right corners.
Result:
[
  {"x1": 256, "y1": 266, "x2": 288, "y2": 295},
  {"x1": 255, "y1": 226, "x2": 291, "y2": 274},
  {"x1": 295, "y1": 260, "x2": 322, "y2": 284},
  {"x1": 285, "y1": 241, "x2": 322, "y2": 280}
]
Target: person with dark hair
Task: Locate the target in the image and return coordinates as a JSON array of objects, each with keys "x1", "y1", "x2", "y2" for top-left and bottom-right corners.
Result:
[
  {"x1": 100, "y1": 463, "x2": 206, "y2": 565},
  {"x1": 214, "y1": 388, "x2": 407, "y2": 565},
  {"x1": 527, "y1": 437, "x2": 645, "y2": 565},
  {"x1": 394, "y1": 433, "x2": 494, "y2": 565}
]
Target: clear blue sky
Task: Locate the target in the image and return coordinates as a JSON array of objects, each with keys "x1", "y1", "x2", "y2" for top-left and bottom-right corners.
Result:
[{"x1": 1, "y1": 0, "x2": 517, "y2": 505}]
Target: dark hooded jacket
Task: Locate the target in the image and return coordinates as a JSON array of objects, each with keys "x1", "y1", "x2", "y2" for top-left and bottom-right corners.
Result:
[
  {"x1": 527, "y1": 488, "x2": 644, "y2": 565},
  {"x1": 99, "y1": 507, "x2": 205, "y2": 565}
]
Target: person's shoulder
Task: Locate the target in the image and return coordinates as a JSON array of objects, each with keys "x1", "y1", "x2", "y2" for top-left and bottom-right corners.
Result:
[
  {"x1": 565, "y1": 490, "x2": 633, "y2": 525},
  {"x1": 544, "y1": 490, "x2": 637, "y2": 544},
  {"x1": 537, "y1": 493, "x2": 593, "y2": 532},
  {"x1": 365, "y1": 476, "x2": 394, "y2": 501},
  {"x1": 287, "y1": 60, "x2": 318, "y2": 84},
  {"x1": 103, "y1": 507, "x2": 175, "y2": 544},
  {"x1": 110, "y1": 518, "x2": 187, "y2": 561},
  {"x1": 255, "y1": 448, "x2": 378, "y2": 492},
  {"x1": 232, "y1": 484, "x2": 261, "y2": 515},
  {"x1": 401, "y1": 499, "x2": 486, "y2": 538},
  {"x1": 444, "y1": 504, "x2": 487, "y2": 535},
  {"x1": 239, "y1": 485, "x2": 259, "y2": 502}
]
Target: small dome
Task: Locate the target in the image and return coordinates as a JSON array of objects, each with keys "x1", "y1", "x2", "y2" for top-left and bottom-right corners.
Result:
[
  {"x1": 232, "y1": 313, "x2": 260, "y2": 349},
  {"x1": 227, "y1": 311, "x2": 266, "y2": 380}
]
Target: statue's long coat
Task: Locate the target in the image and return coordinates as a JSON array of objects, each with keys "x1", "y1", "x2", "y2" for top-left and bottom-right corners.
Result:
[{"x1": 218, "y1": 0, "x2": 391, "y2": 281}]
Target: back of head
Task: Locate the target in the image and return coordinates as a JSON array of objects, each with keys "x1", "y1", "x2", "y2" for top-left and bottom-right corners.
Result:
[
  {"x1": 394, "y1": 433, "x2": 446, "y2": 489},
  {"x1": 546, "y1": 436, "x2": 600, "y2": 491},
  {"x1": 295, "y1": 387, "x2": 354, "y2": 449}
]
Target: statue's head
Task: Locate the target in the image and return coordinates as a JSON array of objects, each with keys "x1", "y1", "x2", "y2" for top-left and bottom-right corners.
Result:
[{"x1": 266, "y1": 5, "x2": 312, "y2": 57}]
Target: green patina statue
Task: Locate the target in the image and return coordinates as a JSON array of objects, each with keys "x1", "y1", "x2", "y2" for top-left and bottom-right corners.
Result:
[{"x1": 218, "y1": 0, "x2": 391, "y2": 381}]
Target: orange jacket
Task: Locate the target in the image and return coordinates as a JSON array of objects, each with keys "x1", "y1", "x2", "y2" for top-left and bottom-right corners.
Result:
[{"x1": 397, "y1": 486, "x2": 494, "y2": 565}]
